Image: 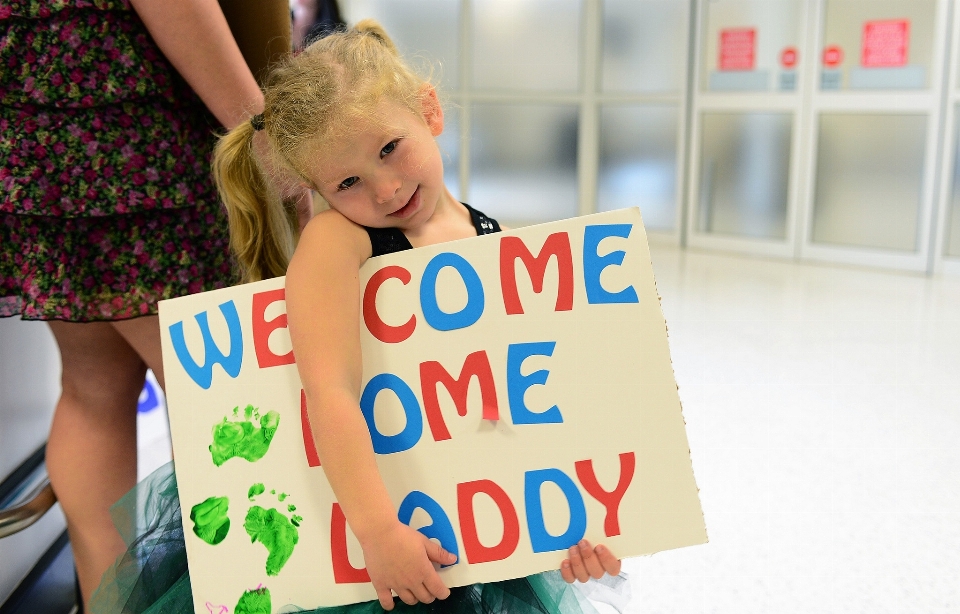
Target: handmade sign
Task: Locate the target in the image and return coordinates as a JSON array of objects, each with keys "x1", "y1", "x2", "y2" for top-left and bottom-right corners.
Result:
[{"x1": 159, "y1": 208, "x2": 706, "y2": 613}]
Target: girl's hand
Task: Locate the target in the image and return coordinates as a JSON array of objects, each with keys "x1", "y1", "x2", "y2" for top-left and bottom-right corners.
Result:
[
  {"x1": 560, "y1": 539, "x2": 622, "y2": 583},
  {"x1": 362, "y1": 522, "x2": 458, "y2": 610}
]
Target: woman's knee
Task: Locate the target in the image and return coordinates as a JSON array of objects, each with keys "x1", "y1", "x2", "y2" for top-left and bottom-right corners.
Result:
[{"x1": 48, "y1": 321, "x2": 148, "y2": 409}]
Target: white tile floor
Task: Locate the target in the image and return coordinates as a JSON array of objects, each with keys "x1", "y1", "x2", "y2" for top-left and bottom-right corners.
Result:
[
  {"x1": 136, "y1": 246, "x2": 960, "y2": 613},
  {"x1": 620, "y1": 246, "x2": 960, "y2": 614}
]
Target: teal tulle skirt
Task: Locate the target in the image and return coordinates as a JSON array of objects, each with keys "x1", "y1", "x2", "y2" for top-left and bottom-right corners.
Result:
[{"x1": 89, "y1": 463, "x2": 602, "y2": 614}]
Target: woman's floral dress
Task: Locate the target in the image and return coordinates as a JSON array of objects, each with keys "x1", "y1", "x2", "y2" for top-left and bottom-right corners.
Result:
[{"x1": 0, "y1": 0, "x2": 235, "y2": 321}]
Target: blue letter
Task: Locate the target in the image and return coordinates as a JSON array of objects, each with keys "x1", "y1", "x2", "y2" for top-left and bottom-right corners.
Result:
[
  {"x1": 506, "y1": 342, "x2": 562, "y2": 425},
  {"x1": 398, "y1": 491, "x2": 459, "y2": 566},
  {"x1": 169, "y1": 301, "x2": 243, "y2": 390},
  {"x1": 524, "y1": 468, "x2": 588, "y2": 553},
  {"x1": 420, "y1": 253, "x2": 485, "y2": 331},
  {"x1": 359, "y1": 374, "x2": 423, "y2": 454},
  {"x1": 583, "y1": 224, "x2": 639, "y2": 304}
]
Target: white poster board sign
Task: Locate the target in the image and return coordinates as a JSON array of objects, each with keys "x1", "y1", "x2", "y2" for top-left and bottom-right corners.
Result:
[{"x1": 159, "y1": 208, "x2": 706, "y2": 613}]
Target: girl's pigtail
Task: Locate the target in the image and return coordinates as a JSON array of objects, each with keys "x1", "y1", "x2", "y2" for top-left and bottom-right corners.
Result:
[{"x1": 212, "y1": 120, "x2": 296, "y2": 283}]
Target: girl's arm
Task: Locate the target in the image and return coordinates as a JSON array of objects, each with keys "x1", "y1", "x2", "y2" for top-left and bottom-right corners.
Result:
[
  {"x1": 286, "y1": 212, "x2": 456, "y2": 611},
  {"x1": 128, "y1": 0, "x2": 263, "y2": 128}
]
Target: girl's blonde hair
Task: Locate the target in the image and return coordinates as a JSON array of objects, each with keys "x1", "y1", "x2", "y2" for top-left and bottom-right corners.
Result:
[{"x1": 213, "y1": 19, "x2": 431, "y2": 282}]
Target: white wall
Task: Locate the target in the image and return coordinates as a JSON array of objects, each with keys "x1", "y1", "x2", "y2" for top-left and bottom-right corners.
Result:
[{"x1": 0, "y1": 317, "x2": 66, "y2": 605}]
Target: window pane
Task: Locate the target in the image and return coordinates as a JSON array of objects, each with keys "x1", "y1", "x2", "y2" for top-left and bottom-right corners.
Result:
[
  {"x1": 949, "y1": 105, "x2": 960, "y2": 257},
  {"x1": 813, "y1": 113, "x2": 926, "y2": 251},
  {"x1": 697, "y1": 112, "x2": 792, "y2": 239},
  {"x1": 701, "y1": 0, "x2": 804, "y2": 93},
  {"x1": 345, "y1": 0, "x2": 460, "y2": 89},
  {"x1": 470, "y1": 104, "x2": 579, "y2": 225},
  {"x1": 602, "y1": 0, "x2": 689, "y2": 94},
  {"x1": 822, "y1": 0, "x2": 936, "y2": 91},
  {"x1": 598, "y1": 105, "x2": 679, "y2": 231},
  {"x1": 472, "y1": 0, "x2": 581, "y2": 91}
]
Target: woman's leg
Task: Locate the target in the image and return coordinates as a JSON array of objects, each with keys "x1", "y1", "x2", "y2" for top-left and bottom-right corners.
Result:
[
  {"x1": 112, "y1": 315, "x2": 165, "y2": 389},
  {"x1": 46, "y1": 321, "x2": 147, "y2": 609}
]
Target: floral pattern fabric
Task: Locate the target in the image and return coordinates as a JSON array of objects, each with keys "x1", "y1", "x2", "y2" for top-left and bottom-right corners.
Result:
[
  {"x1": 0, "y1": 206, "x2": 233, "y2": 321},
  {"x1": 1, "y1": 2, "x2": 236, "y2": 321}
]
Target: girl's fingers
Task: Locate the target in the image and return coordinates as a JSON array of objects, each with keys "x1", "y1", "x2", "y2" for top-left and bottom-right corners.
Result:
[
  {"x1": 565, "y1": 541, "x2": 622, "y2": 583},
  {"x1": 595, "y1": 544, "x2": 622, "y2": 576},
  {"x1": 374, "y1": 586, "x2": 395, "y2": 611},
  {"x1": 567, "y1": 544, "x2": 590, "y2": 583},
  {"x1": 412, "y1": 583, "x2": 435, "y2": 604},
  {"x1": 577, "y1": 540, "x2": 606, "y2": 579},
  {"x1": 425, "y1": 540, "x2": 458, "y2": 566},
  {"x1": 397, "y1": 589, "x2": 419, "y2": 606},
  {"x1": 423, "y1": 570, "x2": 451, "y2": 600}
]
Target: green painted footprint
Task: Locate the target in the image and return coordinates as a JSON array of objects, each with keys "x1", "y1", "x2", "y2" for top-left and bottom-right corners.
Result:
[
  {"x1": 235, "y1": 586, "x2": 271, "y2": 614},
  {"x1": 189, "y1": 496, "x2": 230, "y2": 545},
  {"x1": 209, "y1": 405, "x2": 280, "y2": 467},
  {"x1": 245, "y1": 486, "x2": 303, "y2": 576}
]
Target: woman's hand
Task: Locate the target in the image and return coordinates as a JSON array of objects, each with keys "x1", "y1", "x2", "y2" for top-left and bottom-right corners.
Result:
[
  {"x1": 361, "y1": 522, "x2": 458, "y2": 610},
  {"x1": 560, "y1": 539, "x2": 621, "y2": 583},
  {"x1": 128, "y1": 0, "x2": 263, "y2": 129}
]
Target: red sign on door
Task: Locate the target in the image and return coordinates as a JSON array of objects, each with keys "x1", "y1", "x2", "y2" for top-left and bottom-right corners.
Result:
[
  {"x1": 823, "y1": 45, "x2": 844, "y2": 68},
  {"x1": 862, "y1": 19, "x2": 910, "y2": 67},
  {"x1": 780, "y1": 47, "x2": 798, "y2": 69},
  {"x1": 719, "y1": 28, "x2": 756, "y2": 71}
]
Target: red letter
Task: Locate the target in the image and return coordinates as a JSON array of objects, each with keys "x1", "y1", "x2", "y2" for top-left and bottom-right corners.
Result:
[
  {"x1": 457, "y1": 480, "x2": 520, "y2": 564},
  {"x1": 575, "y1": 452, "x2": 636, "y2": 537},
  {"x1": 419, "y1": 351, "x2": 498, "y2": 441},
  {"x1": 500, "y1": 233, "x2": 574, "y2": 315},
  {"x1": 331, "y1": 503, "x2": 370, "y2": 583},
  {"x1": 363, "y1": 266, "x2": 416, "y2": 343},
  {"x1": 252, "y1": 288, "x2": 295, "y2": 367},
  {"x1": 301, "y1": 390, "x2": 320, "y2": 467}
]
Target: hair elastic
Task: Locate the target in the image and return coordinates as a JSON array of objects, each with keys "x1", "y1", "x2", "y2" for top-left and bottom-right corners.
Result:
[{"x1": 250, "y1": 114, "x2": 265, "y2": 131}]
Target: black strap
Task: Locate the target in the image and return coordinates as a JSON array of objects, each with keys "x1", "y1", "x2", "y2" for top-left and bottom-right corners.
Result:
[
  {"x1": 463, "y1": 202, "x2": 501, "y2": 235},
  {"x1": 365, "y1": 203, "x2": 501, "y2": 257},
  {"x1": 366, "y1": 226, "x2": 413, "y2": 258}
]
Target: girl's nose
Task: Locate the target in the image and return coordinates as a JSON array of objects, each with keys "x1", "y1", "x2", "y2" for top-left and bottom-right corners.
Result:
[{"x1": 374, "y1": 174, "x2": 402, "y2": 204}]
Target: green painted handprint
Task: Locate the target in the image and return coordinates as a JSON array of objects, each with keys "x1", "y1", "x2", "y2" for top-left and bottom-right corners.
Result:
[{"x1": 209, "y1": 405, "x2": 280, "y2": 467}]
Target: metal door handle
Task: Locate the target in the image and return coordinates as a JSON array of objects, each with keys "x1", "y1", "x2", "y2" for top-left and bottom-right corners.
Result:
[{"x1": 0, "y1": 478, "x2": 57, "y2": 539}]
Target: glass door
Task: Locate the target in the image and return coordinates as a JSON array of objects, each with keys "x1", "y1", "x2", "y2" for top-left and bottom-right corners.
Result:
[
  {"x1": 933, "y1": 0, "x2": 960, "y2": 276},
  {"x1": 797, "y1": 0, "x2": 949, "y2": 272},
  {"x1": 686, "y1": 0, "x2": 812, "y2": 258}
]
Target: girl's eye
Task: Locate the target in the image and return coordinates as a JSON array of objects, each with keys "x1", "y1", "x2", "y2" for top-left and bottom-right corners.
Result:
[
  {"x1": 380, "y1": 139, "x2": 399, "y2": 158},
  {"x1": 337, "y1": 176, "x2": 359, "y2": 191}
]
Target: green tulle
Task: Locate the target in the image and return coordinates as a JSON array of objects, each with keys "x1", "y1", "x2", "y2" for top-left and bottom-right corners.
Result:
[{"x1": 90, "y1": 463, "x2": 597, "y2": 614}]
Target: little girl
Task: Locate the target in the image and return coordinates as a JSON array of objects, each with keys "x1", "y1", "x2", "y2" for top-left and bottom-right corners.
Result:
[{"x1": 92, "y1": 20, "x2": 623, "y2": 614}]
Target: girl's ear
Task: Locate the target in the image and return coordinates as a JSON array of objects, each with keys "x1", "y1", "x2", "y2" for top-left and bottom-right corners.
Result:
[{"x1": 419, "y1": 84, "x2": 444, "y2": 137}]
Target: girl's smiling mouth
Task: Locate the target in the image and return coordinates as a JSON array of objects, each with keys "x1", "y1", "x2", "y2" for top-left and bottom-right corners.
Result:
[{"x1": 389, "y1": 186, "x2": 420, "y2": 218}]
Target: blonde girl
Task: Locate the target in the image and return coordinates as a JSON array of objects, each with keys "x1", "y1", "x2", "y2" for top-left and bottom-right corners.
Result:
[{"x1": 220, "y1": 20, "x2": 621, "y2": 613}]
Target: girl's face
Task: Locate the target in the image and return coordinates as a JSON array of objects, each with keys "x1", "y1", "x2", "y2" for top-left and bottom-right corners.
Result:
[{"x1": 306, "y1": 90, "x2": 449, "y2": 230}]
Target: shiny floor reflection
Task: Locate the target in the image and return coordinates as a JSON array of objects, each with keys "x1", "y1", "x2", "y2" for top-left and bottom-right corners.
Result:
[{"x1": 621, "y1": 246, "x2": 960, "y2": 614}]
